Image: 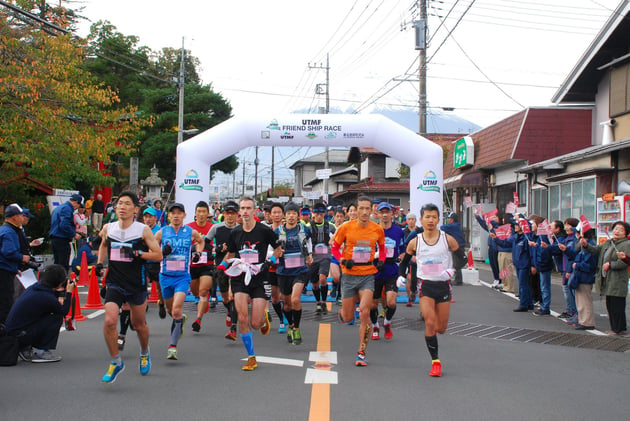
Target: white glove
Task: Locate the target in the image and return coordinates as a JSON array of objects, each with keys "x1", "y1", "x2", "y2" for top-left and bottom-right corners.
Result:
[{"x1": 396, "y1": 276, "x2": 407, "y2": 289}]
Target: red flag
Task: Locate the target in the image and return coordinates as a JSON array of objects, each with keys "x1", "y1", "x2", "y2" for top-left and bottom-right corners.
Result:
[
  {"x1": 482, "y1": 208, "x2": 498, "y2": 226},
  {"x1": 494, "y1": 224, "x2": 512, "y2": 240},
  {"x1": 513, "y1": 192, "x2": 520, "y2": 206},
  {"x1": 518, "y1": 219, "x2": 531, "y2": 234},
  {"x1": 579, "y1": 215, "x2": 592, "y2": 233},
  {"x1": 537, "y1": 219, "x2": 552, "y2": 236},
  {"x1": 505, "y1": 202, "x2": 518, "y2": 214}
]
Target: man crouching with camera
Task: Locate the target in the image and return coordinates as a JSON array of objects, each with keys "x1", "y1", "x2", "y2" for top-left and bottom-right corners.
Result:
[{"x1": 4, "y1": 264, "x2": 75, "y2": 363}]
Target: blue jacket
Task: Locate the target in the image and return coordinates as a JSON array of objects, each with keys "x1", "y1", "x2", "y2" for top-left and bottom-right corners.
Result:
[
  {"x1": 0, "y1": 222, "x2": 23, "y2": 273},
  {"x1": 571, "y1": 239, "x2": 597, "y2": 285},
  {"x1": 5, "y1": 282, "x2": 72, "y2": 333},
  {"x1": 49, "y1": 201, "x2": 76, "y2": 240},
  {"x1": 530, "y1": 234, "x2": 554, "y2": 272},
  {"x1": 70, "y1": 244, "x2": 97, "y2": 268},
  {"x1": 561, "y1": 233, "x2": 578, "y2": 274},
  {"x1": 495, "y1": 232, "x2": 531, "y2": 269},
  {"x1": 441, "y1": 222, "x2": 465, "y2": 249},
  {"x1": 549, "y1": 232, "x2": 568, "y2": 272}
]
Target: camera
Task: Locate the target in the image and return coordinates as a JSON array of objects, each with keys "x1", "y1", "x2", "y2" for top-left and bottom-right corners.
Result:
[{"x1": 20, "y1": 255, "x2": 43, "y2": 271}]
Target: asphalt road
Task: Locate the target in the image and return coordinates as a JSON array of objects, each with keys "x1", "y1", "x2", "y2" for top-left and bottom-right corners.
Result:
[{"x1": 2, "y1": 265, "x2": 629, "y2": 421}]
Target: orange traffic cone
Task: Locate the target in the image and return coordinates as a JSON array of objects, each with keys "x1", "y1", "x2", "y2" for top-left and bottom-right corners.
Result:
[
  {"x1": 67, "y1": 274, "x2": 87, "y2": 321},
  {"x1": 467, "y1": 250, "x2": 474, "y2": 269},
  {"x1": 82, "y1": 266, "x2": 105, "y2": 309},
  {"x1": 147, "y1": 281, "x2": 159, "y2": 303},
  {"x1": 78, "y1": 251, "x2": 89, "y2": 286}
]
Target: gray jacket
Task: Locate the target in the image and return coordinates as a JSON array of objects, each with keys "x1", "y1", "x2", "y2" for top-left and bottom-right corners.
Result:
[{"x1": 585, "y1": 237, "x2": 630, "y2": 297}]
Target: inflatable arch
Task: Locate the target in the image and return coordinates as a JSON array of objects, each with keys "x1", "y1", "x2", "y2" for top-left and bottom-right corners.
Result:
[{"x1": 176, "y1": 114, "x2": 443, "y2": 223}]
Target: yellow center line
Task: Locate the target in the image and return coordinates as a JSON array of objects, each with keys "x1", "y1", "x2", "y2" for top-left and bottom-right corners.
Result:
[{"x1": 308, "y1": 322, "x2": 331, "y2": 421}]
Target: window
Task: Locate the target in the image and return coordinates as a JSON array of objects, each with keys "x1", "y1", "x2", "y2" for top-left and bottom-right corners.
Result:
[
  {"x1": 610, "y1": 63, "x2": 630, "y2": 117},
  {"x1": 517, "y1": 180, "x2": 527, "y2": 207},
  {"x1": 532, "y1": 188, "x2": 548, "y2": 217},
  {"x1": 549, "y1": 179, "x2": 596, "y2": 222}
]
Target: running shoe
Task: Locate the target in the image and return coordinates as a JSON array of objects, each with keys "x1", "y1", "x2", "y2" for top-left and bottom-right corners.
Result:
[
  {"x1": 533, "y1": 309, "x2": 550, "y2": 316},
  {"x1": 167, "y1": 346, "x2": 178, "y2": 360},
  {"x1": 292, "y1": 328, "x2": 302, "y2": 346},
  {"x1": 316, "y1": 303, "x2": 323, "y2": 315},
  {"x1": 64, "y1": 316, "x2": 76, "y2": 331},
  {"x1": 355, "y1": 351, "x2": 367, "y2": 367},
  {"x1": 225, "y1": 327, "x2": 237, "y2": 341},
  {"x1": 558, "y1": 311, "x2": 570, "y2": 319},
  {"x1": 429, "y1": 359, "x2": 442, "y2": 377},
  {"x1": 260, "y1": 309, "x2": 271, "y2": 336},
  {"x1": 287, "y1": 326, "x2": 294, "y2": 344},
  {"x1": 371, "y1": 326, "x2": 380, "y2": 340},
  {"x1": 158, "y1": 300, "x2": 166, "y2": 319},
  {"x1": 225, "y1": 314, "x2": 232, "y2": 327},
  {"x1": 192, "y1": 318, "x2": 201, "y2": 333},
  {"x1": 209, "y1": 297, "x2": 217, "y2": 309},
  {"x1": 31, "y1": 349, "x2": 62, "y2": 363},
  {"x1": 18, "y1": 347, "x2": 33, "y2": 362},
  {"x1": 139, "y1": 352, "x2": 151, "y2": 376},
  {"x1": 383, "y1": 323, "x2": 393, "y2": 340},
  {"x1": 406, "y1": 301, "x2": 413, "y2": 307},
  {"x1": 278, "y1": 323, "x2": 287, "y2": 334},
  {"x1": 242, "y1": 356, "x2": 257, "y2": 371},
  {"x1": 321, "y1": 302, "x2": 328, "y2": 314},
  {"x1": 117, "y1": 335, "x2": 126, "y2": 351},
  {"x1": 101, "y1": 360, "x2": 125, "y2": 383}
]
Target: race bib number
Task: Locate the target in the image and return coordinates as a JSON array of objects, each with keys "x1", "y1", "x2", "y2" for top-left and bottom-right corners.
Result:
[
  {"x1": 165, "y1": 255, "x2": 186, "y2": 271},
  {"x1": 384, "y1": 237, "x2": 396, "y2": 258},
  {"x1": 240, "y1": 248, "x2": 259, "y2": 265},
  {"x1": 196, "y1": 252, "x2": 208, "y2": 264},
  {"x1": 284, "y1": 252, "x2": 305, "y2": 268},
  {"x1": 421, "y1": 259, "x2": 443, "y2": 275},
  {"x1": 314, "y1": 243, "x2": 329, "y2": 255},
  {"x1": 111, "y1": 242, "x2": 133, "y2": 262},
  {"x1": 352, "y1": 241, "x2": 372, "y2": 263}
]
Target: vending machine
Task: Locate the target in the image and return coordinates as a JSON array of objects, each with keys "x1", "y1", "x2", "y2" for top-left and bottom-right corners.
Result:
[{"x1": 596, "y1": 194, "x2": 630, "y2": 244}]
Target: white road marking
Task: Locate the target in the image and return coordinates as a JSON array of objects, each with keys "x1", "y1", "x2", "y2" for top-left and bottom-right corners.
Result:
[
  {"x1": 308, "y1": 351, "x2": 337, "y2": 365},
  {"x1": 304, "y1": 368, "x2": 338, "y2": 384},
  {"x1": 88, "y1": 310, "x2": 105, "y2": 319},
  {"x1": 239, "y1": 355, "x2": 304, "y2": 367}
]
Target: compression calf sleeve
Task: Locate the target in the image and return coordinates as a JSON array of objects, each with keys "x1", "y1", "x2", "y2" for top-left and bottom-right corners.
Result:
[
  {"x1": 385, "y1": 306, "x2": 396, "y2": 323},
  {"x1": 293, "y1": 309, "x2": 302, "y2": 328},
  {"x1": 272, "y1": 302, "x2": 284, "y2": 321},
  {"x1": 240, "y1": 331, "x2": 255, "y2": 356},
  {"x1": 425, "y1": 334, "x2": 439, "y2": 360},
  {"x1": 119, "y1": 310, "x2": 131, "y2": 335},
  {"x1": 171, "y1": 318, "x2": 183, "y2": 346},
  {"x1": 313, "y1": 288, "x2": 321, "y2": 302},
  {"x1": 283, "y1": 309, "x2": 294, "y2": 326},
  {"x1": 320, "y1": 284, "x2": 328, "y2": 302},
  {"x1": 370, "y1": 309, "x2": 378, "y2": 325}
]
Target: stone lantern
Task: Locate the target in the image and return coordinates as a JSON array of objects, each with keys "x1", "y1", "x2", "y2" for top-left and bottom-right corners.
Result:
[{"x1": 141, "y1": 165, "x2": 166, "y2": 202}]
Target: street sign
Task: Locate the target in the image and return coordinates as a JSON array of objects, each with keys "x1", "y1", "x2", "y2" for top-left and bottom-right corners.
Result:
[
  {"x1": 453, "y1": 136, "x2": 474, "y2": 169},
  {"x1": 316, "y1": 168, "x2": 332, "y2": 179}
]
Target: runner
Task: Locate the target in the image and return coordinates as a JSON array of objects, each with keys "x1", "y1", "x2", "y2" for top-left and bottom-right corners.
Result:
[
  {"x1": 143, "y1": 207, "x2": 165, "y2": 318},
  {"x1": 266, "y1": 202, "x2": 289, "y2": 333},
  {"x1": 308, "y1": 202, "x2": 336, "y2": 315},
  {"x1": 329, "y1": 207, "x2": 346, "y2": 303},
  {"x1": 398, "y1": 203, "x2": 459, "y2": 377},
  {"x1": 371, "y1": 202, "x2": 405, "y2": 340},
  {"x1": 332, "y1": 196, "x2": 386, "y2": 366},
  {"x1": 205, "y1": 200, "x2": 240, "y2": 340},
  {"x1": 187, "y1": 201, "x2": 215, "y2": 333},
  {"x1": 154, "y1": 203, "x2": 204, "y2": 360},
  {"x1": 217, "y1": 197, "x2": 282, "y2": 370},
  {"x1": 97, "y1": 191, "x2": 162, "y2": 384},
  {"x1": 275, "y1": 202, "x2": 313, "y2": 346}
]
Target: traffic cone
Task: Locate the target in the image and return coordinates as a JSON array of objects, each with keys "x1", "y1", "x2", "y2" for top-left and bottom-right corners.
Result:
[
  {"x1": 78, "y1": 251, "x2": 89, "y2": 286},
  {"x1": 147, "y1": 280, "x2": 159, "y2": 303},
  {"x1": 67, "y1": 274, "x2": 87, "y2": 321},
  {"x1": 82, "y1": 266, "x2": 105, "y2": 309},
  {"x1": 467, "y1": 250, "x2": 474, "y2": 269}
]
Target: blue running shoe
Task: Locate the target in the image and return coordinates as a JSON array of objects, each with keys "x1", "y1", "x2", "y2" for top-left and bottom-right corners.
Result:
[
  {"x1": 102, "y1": 360, "x2": 125, "y2": 384},
  {"x1": 139, "y1": 352, "x2": 151, "y2": 376},
  {"x1": 278, "y1": 323, "x2": 287, "y2": 334}
]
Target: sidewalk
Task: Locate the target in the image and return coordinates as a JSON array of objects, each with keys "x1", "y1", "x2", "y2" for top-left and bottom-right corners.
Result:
[{"x1": 473, "y1": 261, "x2": 630, "y2": 333}]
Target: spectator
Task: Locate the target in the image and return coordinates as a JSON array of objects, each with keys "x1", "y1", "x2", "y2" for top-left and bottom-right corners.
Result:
[
  {"x1": 441, "y1": 212, "x2": 466, "y2": 285},
  {"x1": 497, "y1": 213, "x2": 516, "y2": 293},
  {"x1": 473, "y1": 209, "x2": 501, "y2": 288},
  {"x1": 571, "y1": 228, "x2": 598, "y2": 330},
  {"x1": 153, "y1": 199, "x2": 165, "y2": 226},
  {"x1": 49, "y1": 194, "x2": 82, "y2": 274},
  {"x1": 4, "y1": 264, "x2": 76, "y2": 362},
  {"x1": 74, "y1": 204, "x2": 89, "y2": 249},
  {"x1": 528, "y1": 216, "x2": 553, "y2": 316},
  {"x1": 491, "y1": 217, "x2": 533, "y2": 312},
  {"x1": 582, "y1": 221, "x2": 630, "y2": 336},
  {"x1": 70, "y1": 236, "x2": 100, "y2": 276},
  {"x1": 91, "y1": 194, "x2": 105, "y2": 233},
  {"x1": 14, "y1": 208, "x2": 38, "y2": 301},
  {"x1": 84, "y1": 194, "x2": 94, "y2": 227},
  {"x1": 551, "y1": 218, "x2": 579, "y2": 324},
  {"x1": 403, "y1": 213, "x2": 423, "y2": 306},
  {"x1": 0, "y1": 204, "x2": 32, "y2": 324}
]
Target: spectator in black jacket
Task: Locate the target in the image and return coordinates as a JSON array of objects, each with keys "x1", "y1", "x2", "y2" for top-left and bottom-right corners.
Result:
[
  {"x1": 5, "y1": 264, "x2": 76, "y2": 363},
  {"x1": 441, "y1": 213, "x2": 466, "y2": 285}
]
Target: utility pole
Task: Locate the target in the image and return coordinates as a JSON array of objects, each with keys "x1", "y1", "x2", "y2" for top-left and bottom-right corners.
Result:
[
  {"x1": 416, "y1": 1, "x2": 427, "y2": 136},
  {"x1": 271, "y1": 147, "x2": 275, "y2": 197},
  {"x1": 254, "y1": 146, "x2": 259, "y2": 200},
  {"x1": 242, "y1": 162, "x2": 246, "y2": 196},
  {"x1": 177, "y1": 37, "x2": 185, "y2": 144},
  {"x1": 309, "y1": 53, "x2": 330, "y2": 202}
]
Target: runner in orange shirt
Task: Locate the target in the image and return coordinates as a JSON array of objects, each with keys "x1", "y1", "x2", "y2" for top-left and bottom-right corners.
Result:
[{"x1": 332, "y1": 195, "x2": 385, "y2": 366}]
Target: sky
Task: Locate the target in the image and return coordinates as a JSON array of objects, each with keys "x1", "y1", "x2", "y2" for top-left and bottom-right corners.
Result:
[{"x1": 76, "y1": 0, "x2": 623, "y2": 194}]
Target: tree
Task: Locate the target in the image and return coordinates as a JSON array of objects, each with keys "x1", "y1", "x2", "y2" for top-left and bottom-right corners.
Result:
[{"x1": 0, "y1": 8, "x2": 149, "y2": 193}]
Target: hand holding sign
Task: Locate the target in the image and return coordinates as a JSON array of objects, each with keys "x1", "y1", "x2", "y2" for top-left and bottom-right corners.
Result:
[{"x1": 579, "y1": 215, "x2": 592, "y2": 233}]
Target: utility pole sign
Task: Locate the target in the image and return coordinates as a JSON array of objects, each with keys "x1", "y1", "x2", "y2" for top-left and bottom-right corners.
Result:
[{"x1": 453, "y1": 136, "x2": 474, "y2": 169}]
